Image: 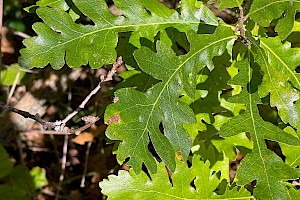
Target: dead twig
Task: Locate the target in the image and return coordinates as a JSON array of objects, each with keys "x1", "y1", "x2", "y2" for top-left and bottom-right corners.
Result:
[
  {"x1": 237, "y1": 6, "x2": 251, "y2": 47},
  {"x1": 0, "y1": 57, "x2": 123, "y2": 134},
  {"x1": 54, "y1": 134, "x2": 69, "y2": 200},
  {"x1": 80, "y1": 141, "x2": 92, "y2": 188}
]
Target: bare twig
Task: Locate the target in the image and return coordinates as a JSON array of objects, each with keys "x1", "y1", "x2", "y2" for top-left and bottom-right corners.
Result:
[
  {"x1": 80, "y1": 141, "x2": 92, "y2": 188},
  {"x1": 0, "y1": 57, "x2": 123, "y2": 134},
  {"x1": 60, "y1": 56, "x2": 122, "y2": 126},
  {"x1": 6, "y1": 71, "x2": 20, "y2": 104},
  {"x1": 0, "y1": 0, "x2": 3, "y2": 76},
  {"x1": 55, "y1": 135, "x2": 69, "y2": 200},
  {"x1": 237, "y1": 6, "x2": 251, "y2": 47},
  {"x1": 13, "y1": 30, "x2": 30, "y2": 39}
]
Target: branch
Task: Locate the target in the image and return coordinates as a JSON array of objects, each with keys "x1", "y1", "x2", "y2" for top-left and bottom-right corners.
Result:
[
  {"x1": 0, "y1": 56, "x2": 123, "y2": 134},
  {"x1": 237, "y1": 6, "x2": 251, "y2": 47}
]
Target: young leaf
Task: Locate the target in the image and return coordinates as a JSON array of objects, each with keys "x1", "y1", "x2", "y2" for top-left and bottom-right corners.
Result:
[
  {"x1": 99, "y1": 155, "x2": 252, "y2": 199},
  {"x1": 220, "y1": 57, "x2": 300, "y2": 200},
  {"x1": 19, "y1": 0, "x2": 219, "y2": 69}
]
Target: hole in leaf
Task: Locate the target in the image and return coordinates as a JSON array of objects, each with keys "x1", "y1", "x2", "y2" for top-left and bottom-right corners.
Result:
[
  {"x1": 65, "y1": 0, "x2": 95, "y2": 25},
  {"x1": 265, "y1": 139, "x2": 286, "y2": 161},
  {"x1": 245, "y1": 180, "x2": 256, "y2": 194},
  {"x1": 107, "y1": 0, "x2": 122, "y2": 17},
  {"x1": 214, "y1": 179, "x2": 228, "y2": 195},
  {"x1": 257, "y1": 104, "x2": 279, "y2": 125},
  {"x1": 144, "y1": 7, "x2": 152, "y2": 15},
  {"x1": 147, "y1": 137, "x2": 161, "y2": 162},
  {"x1": 75, "y1": 15, "x2": 95, "y2": 26},
  {"x1": 165, "y1": 27, "x2": 190, "y2": 55},
  {"x1": 105, "y1": 0, "x2": 114, "y2": 6},
  {"x1": 140, "y1": 31, "x2": 160, "y2": 53},
  {"x1": 190, "y1": 178, "x2": 196, "y2": 190},
  {"x1": 159, "y1": 122, "x2": 164, "y2": 135},
  {"x1": 142, "y1": 163, "x2": 152, "y2": 180},
  {"x1": 165, "y1": 165, "x2": 173, "y2": 186},
  {"x1": 197, "y1": 24, "x2": 217, "y2": 34},
  {"x1": 115, "y1": 32, "x2": 138, "y2": 68}
]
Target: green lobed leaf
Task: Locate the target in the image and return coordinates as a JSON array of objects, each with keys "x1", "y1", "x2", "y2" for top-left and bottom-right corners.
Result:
[
  {"x1": 281, "y1": 127, "x2": 300, "y2": 168},
  {"x1": 99, "y1": 155, "x2": 252, "y2": 199},
  {"x1": 218, "y1": 0, "x2": 243, "y2": 10},
  {"x1": 24, "y1": 0, "x2": 70, "y2": 13},
  {"x1": 220, "y1": 57, "x2": 300, "y2": 200},
  {"x1": 19, "y1": 0, "x2": 220, "y2": 69},
  {"x1": 251, "y1": 36, "x2": 300, "y2": 128},
  {"x1": 105, "y1": 26, "x2": 234, "y2": 173},
  {"x1": 247, "y1": 0, "x2": 300, "y2": 38}
]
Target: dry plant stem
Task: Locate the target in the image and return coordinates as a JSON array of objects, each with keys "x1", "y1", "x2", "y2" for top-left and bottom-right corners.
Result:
[
  {"x1": 55, "y1": 134, "x2": 69, "y2": 200},
  {"x1": 80, "y1": 141, "x2": 92, "y2": 188},
  {"x1": 238, "y1": 6, "x2": 250, "y2": 47},
  {"x1": 13, "y1": 30, "x2": 30, "y2": 38},
  {"x1": 61, "y1": 56, "x2": 122, "y2": 126},
  {"x1": 0, "y1": 0, "x2": 3, "y2": 71},
  {"x1": 6, "y1": 71, "x2": 20, "y2": 104},
  {"x1": 0, "y1": 101, "x2": 54, "y2": 127},
  {"x1": 0, "y1": 57, "x2": 123, "y2": 133}
]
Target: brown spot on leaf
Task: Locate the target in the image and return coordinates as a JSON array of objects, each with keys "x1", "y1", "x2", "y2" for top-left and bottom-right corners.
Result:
[
  {"x1": 107, "y1": 113, "x2": 121, "y2": 125},
  {"x1": 175, "y1": 151, "x2": 183, "y2": 161}
]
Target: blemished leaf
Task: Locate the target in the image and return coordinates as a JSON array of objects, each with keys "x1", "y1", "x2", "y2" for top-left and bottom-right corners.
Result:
[
  {"x1": 99, "y1": 155, "x2": 252, "y2": 199},
  {"x1": 105, "y1": 26, "x2": 234, "y2": 173},
  {"x1": 17, "y1": 0, "x2": 300, "y2": 198},
  {"x1": 220, "y1": 57, "x2": 300, "y2": 200},
  {"x1": 0, "y1": 144, "x2": 13, "y2": 179},
  {"x1": 251, "y1": 37, "x2": 300, "y2": 128},
  {"x1": 19, "y1": 0, "x2": 219, "y2": 69}
]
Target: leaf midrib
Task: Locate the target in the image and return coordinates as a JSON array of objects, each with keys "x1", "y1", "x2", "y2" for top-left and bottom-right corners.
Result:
[
  {"x1": 246, "y1": 0, "x2": 295, "y2": 18},
  {"x1": 28, "y1": 17, "x2": 233, "y2": 60},
  {"x1": 121, "y1": 188, "x2": 251, "y2": 200},
  {"x1": 131, "y1": 35, "x2": 234, "y2": 158},
  {"x1": 247, "y1": 51, "x2": 273, "y2": 199}
]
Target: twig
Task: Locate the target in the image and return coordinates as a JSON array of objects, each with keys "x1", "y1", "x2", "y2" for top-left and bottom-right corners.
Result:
[
  {"x1": 6, "y1": 71, "x2": 20, "y2": 104},
  {"x1": 0, "y1": 0, "x2": 3, "y2": 76},
  {"x1": 237, "y1": 6, "x2": 251, "y2": 47},
  {"x1": 0, "y1": 101, "x2": 56, "y2": 127},
  {"x1": 80, "y1": 141, "x2": 92, "y2": 188},
  {"x1": 60, "y1": 56, "x2": 122, "y2": 126},
  {"x1": 55, "y1": 134, "x2": 69, "y2": 200},
  {"x1": 0, "y1": 57, "x2": 123, "y2": 133},
  {"x1": 13, "y1": 30, "x2": 30, "y2": 39}
]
